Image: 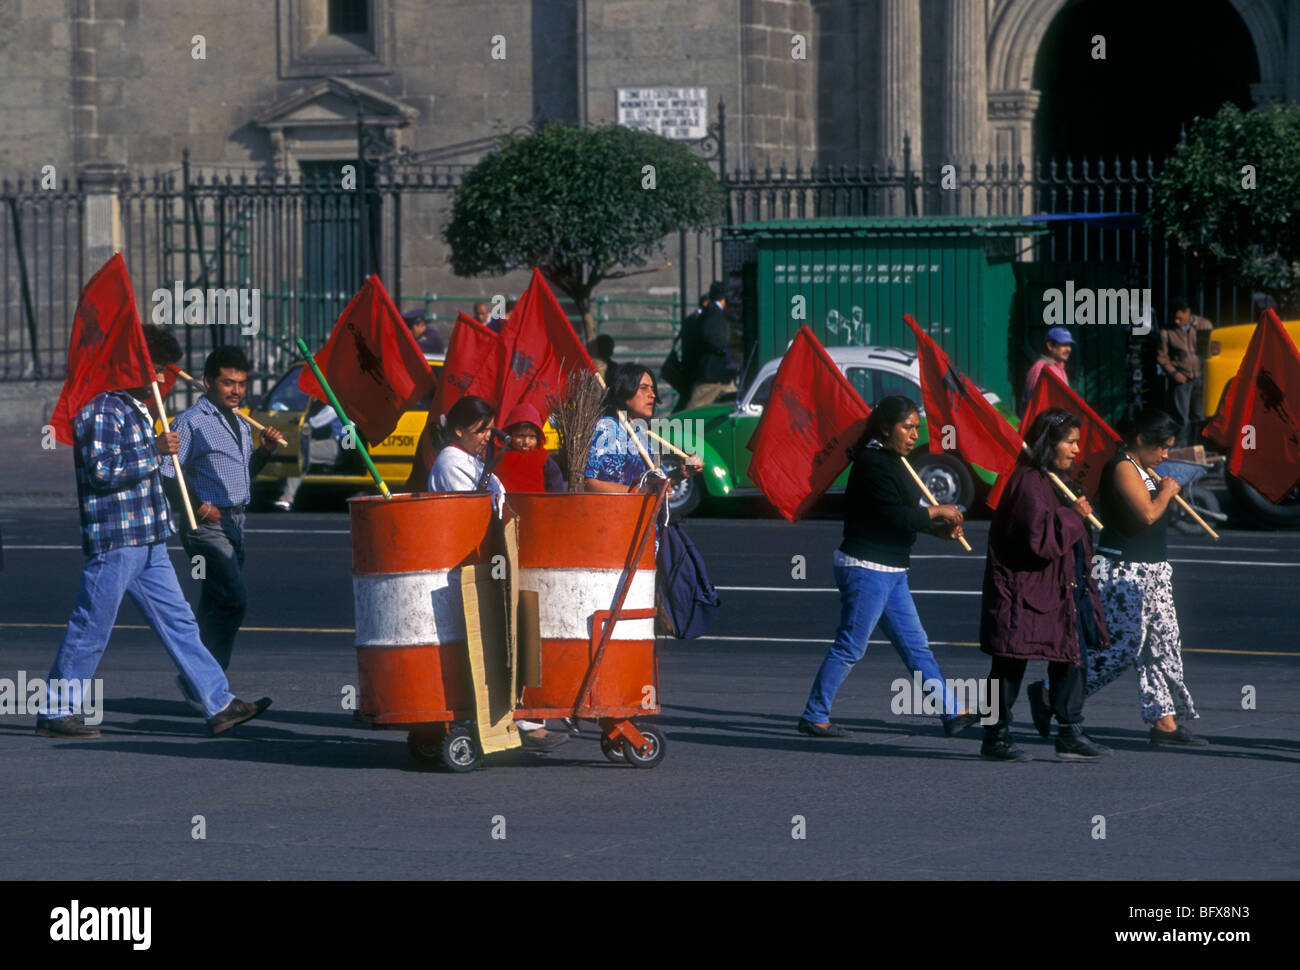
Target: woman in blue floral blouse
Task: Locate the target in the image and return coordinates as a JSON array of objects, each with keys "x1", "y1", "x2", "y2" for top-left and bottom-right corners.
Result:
[{"x1": 584, "y1": 364, "x2": 702, "y2": 492}]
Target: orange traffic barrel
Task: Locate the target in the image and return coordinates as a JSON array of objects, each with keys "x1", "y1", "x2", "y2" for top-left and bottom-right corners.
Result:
[
  {"x1": 509, "y1": 492, "x2": 660, "y2": 717},
  {"x1": 349, "y1": 492, "x2": 493, "y2": 724}
]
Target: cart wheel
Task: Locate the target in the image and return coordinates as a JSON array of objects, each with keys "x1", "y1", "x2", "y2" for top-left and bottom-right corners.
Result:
[
  {"x1": 440, "y1": 726, "x2": 482, "y2": 773},
  {"x1": 600, "y1": 734, "x2": 627, "y2": 764},
  {"x1": 406, "y1": 727, "x2": 444, "y2": 764},
  {"x1": 621, "y1": 723, "x2": 667, "y2": 769}
]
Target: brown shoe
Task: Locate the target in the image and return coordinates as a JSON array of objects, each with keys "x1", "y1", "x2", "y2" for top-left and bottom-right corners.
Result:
[
  {"x1": 35, "y1": 715, "x2": 101, "y2": 740},
  {"x1": 207, "y1": 697, "x2": 272, "y2": 735}
]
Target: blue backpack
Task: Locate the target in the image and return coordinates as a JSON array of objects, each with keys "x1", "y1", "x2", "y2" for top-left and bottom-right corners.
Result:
[{"x1": 655, "y1": 521, "x2": 721, "y2": 639}]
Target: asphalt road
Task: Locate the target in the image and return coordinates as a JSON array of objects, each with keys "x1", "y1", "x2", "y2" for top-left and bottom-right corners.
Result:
[{"x1": 1, "y1": 507, "x2": 1297, "y2": 880}]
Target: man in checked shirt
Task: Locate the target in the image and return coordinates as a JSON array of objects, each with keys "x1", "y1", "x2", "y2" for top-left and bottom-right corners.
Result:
[
  {"x1": 38, "y1": 325, "x2": 272, "y2": 739},
  {"x1": 163, "y1": 346, "x2": 286, "y2": 702}
]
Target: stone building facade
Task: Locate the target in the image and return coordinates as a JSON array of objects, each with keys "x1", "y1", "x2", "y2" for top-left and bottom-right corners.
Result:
[{"x1": 0, "y1": 0, "x2": 1295, "y2": 357}]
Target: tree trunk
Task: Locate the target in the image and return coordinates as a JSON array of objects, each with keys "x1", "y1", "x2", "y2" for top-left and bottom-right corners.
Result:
[{"x1": 573, "y1": 294, "x2": 598, "y2": 344}]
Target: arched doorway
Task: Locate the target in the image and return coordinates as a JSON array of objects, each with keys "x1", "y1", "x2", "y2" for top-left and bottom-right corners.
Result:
[{"x1": 1032, "y1": 0, "x2": 1259, "y2": 163}]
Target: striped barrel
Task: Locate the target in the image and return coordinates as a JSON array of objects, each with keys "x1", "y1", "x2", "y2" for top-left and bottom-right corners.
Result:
[
  {"x1": 349, "y1": 492, "x2": 493, "y2": 723},
  {"x1": 509, "y1": 492, "x2": 659, "y2": 717}
]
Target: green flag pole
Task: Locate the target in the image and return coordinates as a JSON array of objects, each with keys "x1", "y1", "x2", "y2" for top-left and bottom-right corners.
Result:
[{"x1": 295, "y1": 336, "x2": 391, "y2": 500}]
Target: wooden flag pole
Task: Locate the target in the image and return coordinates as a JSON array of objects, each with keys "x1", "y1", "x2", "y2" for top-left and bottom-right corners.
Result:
[
  {"x1": 150, "y1": 381, "x2": 198, "y2": 531},
  {"x1": 616, "y1": 409, "x2": 660, "y2": 473},
  {"x1": 1020, "y1": 442, "x2": 1105, "y2": 530},
  {"x1": 644, "y1": 425, "x2": 691, "y2": 460},
  {"x1": 899, "y1": 455, "x2": 973, "y2": 552},
  {"x1": 295, "y1": 337, "x2": 391, "y2": 500},
  {"x1": 1146, "y1": 465, "x2": 1220, "y2": 540},
  {"x1": 175, "y1": 368, "x2": 275, "y2": 438}
]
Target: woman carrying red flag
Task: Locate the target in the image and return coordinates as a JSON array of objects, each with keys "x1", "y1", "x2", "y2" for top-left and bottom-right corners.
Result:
[
  {"x1": 978, "y1": 408, "x2": 1110, "y2": 762},
  {"x1": 495, "y1": 403, "x2": 565, "y2": 493}
]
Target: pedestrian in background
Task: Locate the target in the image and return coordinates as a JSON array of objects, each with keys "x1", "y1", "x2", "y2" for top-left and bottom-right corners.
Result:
[
  {"x1": 681, "y1": 282, "x2": 735, "y2": 410},
  {"x1": 164, "y1": 347, "x2": 286, "y2": 692},
  {"x1": 977, "y1": 408, "x2": 1109, "y2": 762},
  {"x1": 1022, "y1": 326, "x2": 1074, "y2": 411},
  {"x1": 586, "y1": 334, "x2": 615, "y2": 384},
  {"x1": 404, "y1": 308, "x2": 444, "y2": 355},
  {"x1": 797, "y1": 396, "x2": 980, "y2": 740},
  {"x1": 1156, "y1": 297, "x2": 1214, "y2": 447},
  {"x1": 40, "y1": 325, "x2": 271, "y2": 738}
]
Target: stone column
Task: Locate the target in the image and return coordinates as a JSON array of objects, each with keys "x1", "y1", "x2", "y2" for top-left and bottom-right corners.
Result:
[
  {"x1": 79, "y1": 161, "x2": 127, "y2": 278},
  {"x1": 988, "y1": 89, "x2": 1039, "y2": 217},
  {"x1": 876, "y1": 0, "x2": 921, "y2": 213},
  {"x1": 940, "y1": 0, "x2": 989, "y2": 214}
]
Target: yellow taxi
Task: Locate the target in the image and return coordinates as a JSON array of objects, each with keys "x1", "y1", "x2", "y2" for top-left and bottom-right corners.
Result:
[
  {"x1": 242, "y1": 356, "x2": 559, "y2": 503},
  {"x1": 1204, "y1": 318, "x2": 1300, "y2": 415}
]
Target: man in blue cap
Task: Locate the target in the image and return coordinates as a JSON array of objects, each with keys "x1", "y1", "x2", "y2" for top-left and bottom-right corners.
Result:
[{"x1": 1023, "y1": 326, "x2": 1074, "y2": 409}]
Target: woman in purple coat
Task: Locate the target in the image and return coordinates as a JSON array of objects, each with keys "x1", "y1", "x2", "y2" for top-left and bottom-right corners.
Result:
[{"x1": 978, "y1": 408, "x2": 1111, "y2": 762}]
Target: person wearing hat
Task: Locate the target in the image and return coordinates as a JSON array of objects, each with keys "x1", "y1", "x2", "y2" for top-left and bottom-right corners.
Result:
[
  {"x1": 1023, "y1": 326, "x2": 1074, "y2": 410},
  {"x1": 403, "y1": 308, "x2": 444, "y2": 355},
  {"x1": 496, "y1": 403, "x2": 565, "y2": 494}
]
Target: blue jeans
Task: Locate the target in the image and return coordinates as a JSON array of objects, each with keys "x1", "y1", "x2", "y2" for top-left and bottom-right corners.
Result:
[
  {"x1": 181, "y1": 510, "x2": 247, "y2": 670},
  {"x1": 46, "y1": 541, "x2": 235, "y2": 718},
  {"x1": 802, "y1": 565, "x2": 960, "y2": 724}
]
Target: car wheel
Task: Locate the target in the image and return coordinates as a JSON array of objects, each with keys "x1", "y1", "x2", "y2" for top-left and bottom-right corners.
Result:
[
  {"x1": 910, "y1": 454, "x2": 975, "y2": 509},
  {"x1": 1225, "y1": 472, "x2": 1300, "y2": 528},
  {"x1": 666, "y1": 474, "x2": 703, "y2": 517}
]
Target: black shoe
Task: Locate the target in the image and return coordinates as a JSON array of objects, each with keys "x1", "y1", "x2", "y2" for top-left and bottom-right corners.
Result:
[
  {"x1": 207, "y1": 697, "x2": 272, "y2": 735},
  {"x1": 1055, "y1": 730, "x2": 1105, "y2": 760},
  {"x1": 943, "y1": 711, "x2": 982, "y2": 737},
  {"x1": 519, "y1": 729, "x2": 570, "y2": 752},
  {"x1": 35, "y1": 715, "x2": 101, "y2": 740},
  {"x1": 1027, "y1": 680, "x2": 1051, "y2": 739},
  {"x1": 797, "y1": 717, "x2": 853, "y2": 738},
  {"x1": 1149, "y1": 724, "x2": 1208, "y2": 747},
  {"x1": 1081, "y1": 733, "x2": 1113, "y2": 755},
  {"x1": 980, "y1": 731, "x2": 1030, "y2": 762}
]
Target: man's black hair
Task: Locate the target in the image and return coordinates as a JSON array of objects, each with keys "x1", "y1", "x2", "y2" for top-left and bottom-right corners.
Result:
[
  {"x1": 707, "y1": 281, "x2": 725, "y2": 302},
  {"x1": 1171, "y1": 295, "x2": 1191, "y2": 313},
  {"x1": 203, "y1": 345, "x2": 252, "y2": 380},
  {"x1": 141, "y1": 324, "x2": 182, "y2": 368}
]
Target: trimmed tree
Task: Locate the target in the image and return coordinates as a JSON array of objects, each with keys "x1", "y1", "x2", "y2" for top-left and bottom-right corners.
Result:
[
  {"x1": 1149, "y1": 102, "x2": 1300, "y2": 314},
  {"x1": 443, "y1": 123, "x2": 726, "y2": 342}
]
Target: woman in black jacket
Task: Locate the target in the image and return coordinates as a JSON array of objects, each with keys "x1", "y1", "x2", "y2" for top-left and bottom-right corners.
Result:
[{"x1": 797, "y1": 396, "x2": 980, "y2": 739}]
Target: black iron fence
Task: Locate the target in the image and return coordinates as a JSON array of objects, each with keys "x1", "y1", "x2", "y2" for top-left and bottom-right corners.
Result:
[{"x1": 0, "y1": 102, "x2": 1258, "y2": 402}]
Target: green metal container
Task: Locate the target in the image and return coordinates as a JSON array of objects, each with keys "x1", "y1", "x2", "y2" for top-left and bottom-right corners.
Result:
[{"x1": 726, "y1": 217, "x2": 1044, "y2": 404}]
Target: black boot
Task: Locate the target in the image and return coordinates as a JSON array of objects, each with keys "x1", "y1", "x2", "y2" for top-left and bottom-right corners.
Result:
[
  {"x1": 981, "y1": 727, "x2": 1030, "y2": 762},
  {"x1": 1055, "y1": 724, "x2": 1105, "y2": 761}
]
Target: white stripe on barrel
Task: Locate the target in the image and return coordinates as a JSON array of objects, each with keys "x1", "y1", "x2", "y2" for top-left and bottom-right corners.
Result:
[
  {"x1": 353, "y1": 568, "x2": 466, "y2": 647},
  {"x1": 519, "y1": 566, "x2": 655, "y2": 641}
]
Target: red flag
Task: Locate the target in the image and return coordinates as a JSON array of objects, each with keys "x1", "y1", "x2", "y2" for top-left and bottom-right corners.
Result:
[
  {"x1": 495, "y1": 269, "x2": 595, "y2": 423},
  {"x1": 495, "y1": 447, "x2": 550, "y2": 493},
  {"x1": 298, "y1": 275, "x2": 434, "y2": 444},
  {"x1": 403, "y1": 313, "x2": 505, "y2": 492},
  {"x1": 1203, "y1": 309, "x2": 1300, "y2": 503},
  {"x1": 158, "y1": 363, "x2": 181, "y2": 399},
  {"x1": 987, "y1": 367, "x2": 1121, "y2": 508},
  {"x1": 50, "y1": 253, "x2": 155, "y2": 446},
  {"x1": 746, "y1": 327, "x2": 871, "y2": 521},
  {"x1": 904, "y1": 314, "x2": 1020, "y2": 500}
]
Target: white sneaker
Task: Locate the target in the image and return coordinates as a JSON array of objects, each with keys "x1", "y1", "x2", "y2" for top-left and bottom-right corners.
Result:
[{"x1": 273, "y1": 498, "x2": 293, "y2": 512}]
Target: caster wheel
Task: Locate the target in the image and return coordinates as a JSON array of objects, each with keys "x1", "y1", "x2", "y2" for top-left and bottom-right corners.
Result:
[
  {"x1": 622, "y1": 722, "x2": 667, "y2": 769},
  {"x1": 406, "y1": 727, "x2": 443, "y2": 764},
  {"x1": 600, "y1": 735, "x2": 627, "y2": 763},
  {"x1": 440, "y1": 725, "x2": 482, "y2": 773}
]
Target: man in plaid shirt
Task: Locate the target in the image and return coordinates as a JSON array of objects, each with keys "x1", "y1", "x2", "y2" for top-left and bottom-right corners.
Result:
[
  {"x1": 163, "y1": 346, "x2": 285, "y2": 684},
  {"x1": 38, "y1": 325, "x2": 272, "y2": 739}
]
